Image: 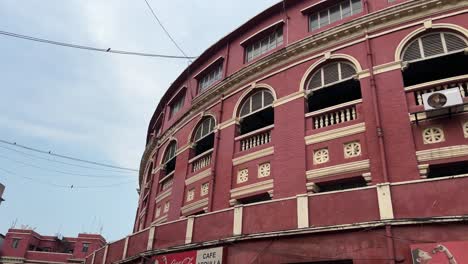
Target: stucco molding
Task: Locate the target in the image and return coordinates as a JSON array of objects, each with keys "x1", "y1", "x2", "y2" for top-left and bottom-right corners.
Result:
[
  {"x1": 232, "y1": 147, "x2": 274, "y2": 166},
  {"x1": 230, "y1": 179, "x2": 274, "y2": 199},
  {"x1": 372, "y1": 60, "x2": 404, "y2": 75},
  {"x1": 305, "y1": 123, "x2": 366, "y2": 145},
  {"x1": 233, "y1": 205, "x2": 243, "y2": 236},
  {"x1": 181, "y1": 198, "x2": 209, "y2": 215},
  {"x1": 416, "y1": 145, "x2": 468, "y2": 162},
  {"x1": 218, "y1": 118, "x2": 239, "y2": 130},
  {"x1": 185, "y1": 169, "x2": 212, "y2": 186},
  {"x1": 185, "y1": 217, "x2": 195, "y2": 244},
  {"x1": 376, "y1": 183, "x2": 394, "y2": 220},
  {"x1": 155, "y1": 188, "x2": 172, "y2": 203},
  {"x1": 306, "y1": 159, "x2": 370, "y2": 180},
  {"x1": 272, "y1": 90, "x2": 307, "y2": 108},
  {"x1": 153, "y1": 215, "x2": 168, "y2": 225},
  {"x1": 296, "y1": 194, "x2": 309, "y2": 229},
  {"x1": 147, "y1": 227, "x2": 155, "y2": 251}
]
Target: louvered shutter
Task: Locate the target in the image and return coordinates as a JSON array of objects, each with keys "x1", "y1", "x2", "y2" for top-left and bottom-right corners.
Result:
[
  {"x1": 341, "y1": 63, "x2": 357, "y2": 79},
  {"x1": 444, "y1": 33, "x2": 467, "y2": 52},
  {"x1": 323, "y1": 63, "x2": 339, "y2": 85},
  {"x1": 403, "y1": 40, "x2": 422, "y2": 61},
  {"x1": 308, "y1": 71, "x2": 322, "y2": 89},
  {"x1": 421, "y1": 33, "x2": 444, "y2": 57}
]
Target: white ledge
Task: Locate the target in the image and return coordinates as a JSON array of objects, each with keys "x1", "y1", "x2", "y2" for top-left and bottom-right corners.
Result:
[
  {"x1": 305, "y1": 99, "x2": 362, "y2": 117},
  {"x1": 235, "y1": 125, "x2": 274, "y2": 141}
]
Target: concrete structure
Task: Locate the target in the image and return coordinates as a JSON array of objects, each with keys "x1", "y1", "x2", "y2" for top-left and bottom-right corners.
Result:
[
  {"x1": 0, "y1": 229, "x2": 106, "y2": 264},
  {"x1": 86, "y1": 0, "x2": 468, "y2": 263}
]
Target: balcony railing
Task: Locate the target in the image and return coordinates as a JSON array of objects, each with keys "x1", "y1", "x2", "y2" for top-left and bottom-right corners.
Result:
[
  {"x1": 405, "y1": 75, "x2": 468, "y2": 106},
  {"x1": 189, "y1": 149, "x2": 213, "y2": 173},
  {"x1": 307, "y1": 99, "x2": 361, "y2": 129},
  {"x1": 235, "y1": 125, "x2": 273, "y2": 152}
]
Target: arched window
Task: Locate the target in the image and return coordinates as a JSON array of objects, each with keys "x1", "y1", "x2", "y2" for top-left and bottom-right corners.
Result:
[
  {"x1": 401, "y1": 31, "x2": 468, "y2": 86},
  {"x1": 238, "y1": 89, "x2": 275, "y2": 134},
  {"x1": 162, "y1": 141, "x2": 177, "y2": 175},
  {"x1": 306, "y1": 61, "x2": 361, "y2": 112},
  {"x1": 145, "y1": 163, "x2": 153, "y2": 184},
  {"x1": 193, "y1": 116, "x2": 216, "y2": 155}
]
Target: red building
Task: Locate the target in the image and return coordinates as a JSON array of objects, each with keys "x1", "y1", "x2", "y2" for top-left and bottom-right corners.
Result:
[
  {"x1": 86, "y1": 0, "x2": 468, "y2": 263},
  {"x1": 0, "y1": 229, "x2": 106, "y2": 264}
]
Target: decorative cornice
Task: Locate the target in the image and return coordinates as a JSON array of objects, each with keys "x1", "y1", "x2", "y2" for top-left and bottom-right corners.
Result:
[
  {"x1": 416, "y1": 145, "x2": 468, "y2": 162},
  {"x1": 181, "y1": 198, "x2": 209, "y2": 215},
  {"x1": 272, "y1": 91, "x2": 307, "y2": 107},
  {"x1": 232, "y1": 147, "x2": 274, "y2": 166},
  {"x1": 185, "y1": 169, "x2": 212, "y2": 186},
  {"x1": 305, "y1": 123, "x2": 366, "y2": 145},
  {"x1": 306, "y1": 159, "x2": 370, "y2": 180},
  {"x1": 218, "y1": 118, "x2": 239, "y2": 130},
  {"x1": 230, "y1": 179, "x2": 274, "y2": 199}
]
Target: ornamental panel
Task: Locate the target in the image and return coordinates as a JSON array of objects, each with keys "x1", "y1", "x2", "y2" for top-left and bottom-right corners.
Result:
[
  {"x1": 463, "y1": 122, "x2": 468, "y2": 138},
  {"x1": 201, "y1": 182, "x2": 209, "y2": 196},
  {"x1": 186, "y1": 189, "x2": 195, "y2": 202},
  {"x1": 422, "y1": 127, "x2": 445, "y2": 144},
  {"x1": 258, "y1": 162, "x2": 271, "y2": 178},
  {"x1": 155, "y1": 206, "x2": 161, "y2": 218},
  {"x1": 344, "y1": 141, "x2": 361, "y2": 158},
  {"x1": 237, "y1": 169, "x2": 249, "y2": 184},
  {"x1": 313, "y1": 148, "x2": 329, "y2": 164},
  {"x1": 163, "y1": 201, "x2": 170, "y2": 213}
]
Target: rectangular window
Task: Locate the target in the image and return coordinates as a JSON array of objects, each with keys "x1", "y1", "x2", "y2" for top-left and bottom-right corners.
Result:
[
  {"x1": 245, "y1": 27, "x2": 283, "y2": 63},
  {"x1": 198, "y1": 64, "x2": 223, "y2": 93},
  {"x1": 169, "y1": 93, "x2": 185, "y2": 118},
  {"x1": 12, "y1": 238, "x2": 20, "y2": 249},
  {"x1": 82, "y1": 243, "x2": 89, "y2": 253},
  {"x1": 316, "y1": 177, "x2": 367, "y2": 193},
  {"x1": 309, "y1": 0, "x2": 362, "y2": 31}
]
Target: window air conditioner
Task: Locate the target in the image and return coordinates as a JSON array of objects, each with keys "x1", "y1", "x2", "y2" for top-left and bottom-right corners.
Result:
[{"x1": 422, "y1": 88, "x2": 463, "y2": 111}]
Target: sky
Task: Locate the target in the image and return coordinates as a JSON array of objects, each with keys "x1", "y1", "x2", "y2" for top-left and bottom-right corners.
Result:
[{"x1": 0, "y1": 0, "x2": 279, "y2": 241}]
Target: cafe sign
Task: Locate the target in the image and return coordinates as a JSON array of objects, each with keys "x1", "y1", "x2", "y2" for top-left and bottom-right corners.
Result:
[{"x1": 154, "y1": 247, "x2": 224, "y2": 264}]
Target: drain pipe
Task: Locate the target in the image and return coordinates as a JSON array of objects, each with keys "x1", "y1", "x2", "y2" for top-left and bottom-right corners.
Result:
[
  {"x1": 363, "y1": 1, "x2": 395, "y2": 263},
  {"x1": 208, "y1": 94, "x2": 225, "y2": 212}
]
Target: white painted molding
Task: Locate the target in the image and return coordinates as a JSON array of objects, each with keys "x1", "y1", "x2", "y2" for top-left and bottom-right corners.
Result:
[
  {"x1": 185, "y1": 217, "x2": 195, "y2": 244},
  {"x1": 416, "y1": 145, "x2": 468, "y2": 162},
  {"x1": 305, "y1": 123, "x2": 366, "y2": 145},
  {"x1": 185, "y1": 169, "x2": 212, "y2": 186},
  {"x1": 155, "y1": 188, "x2": 172, "y2": 203},
  {"x1": 122, "y1": 236, "x2": 129, "y2": 259},
  {"x1": 306, "y1": 159, "x2": 370, "y2": 179},
  {"x1": 296, "y1": 194, "x2": 309, "y2": 228},
  {"x1": 230, "y1": 179, "x2": 274, "y2": 199},
  {"x1": 232, "y1": 147, "x2": 274, "y2": 166},
  {"x1": 101, "y1": 245, "x2": 108, "y2": 264},
  {"x1": 181, "y1": 198, "x2": 209, "y2": 215},
  {"x1": 233, "y1": 205, "x2": 243, "y2": 236},
  {"x1": 272, "y1": 91, "x2": 307, "y2": 108},
  {"x1": 91, "y1": 253, "x2": 95, "y2": 264},
  {"x1": 376, "y1": 183, "x2": 394, "y2": 220},
  {"x1": 147, "y1": 227, "x2": 155, "y2": 251}
]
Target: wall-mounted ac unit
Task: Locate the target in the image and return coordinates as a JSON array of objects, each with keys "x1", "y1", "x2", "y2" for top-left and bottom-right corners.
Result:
[{"x1": 422, "y1": 88, "x2": 463, "y2": 111}]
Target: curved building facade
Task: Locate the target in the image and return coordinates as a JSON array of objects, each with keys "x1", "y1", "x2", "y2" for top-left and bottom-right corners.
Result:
[{"x1": 86, "y1": 0, "x2": 468, "y2": 263}]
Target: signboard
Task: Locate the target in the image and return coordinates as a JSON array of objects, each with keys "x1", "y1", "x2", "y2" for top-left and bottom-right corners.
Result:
[
  {"x1": 154, "y1": 247, "x2": 223, "y2": 264},
  {"x1": 411, "y1": 241, "x2": 468, "y2": 263}
]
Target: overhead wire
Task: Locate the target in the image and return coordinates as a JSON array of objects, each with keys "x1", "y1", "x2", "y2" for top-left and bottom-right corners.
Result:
[
  {"x1": 142, "y1": 0, "x2": 190, "y2": 59},
  {"x1": 0, "y1": 145, "x2": 135, "y2": 174},
  {"x1": 0, "y1": 139, "x2": 139, "y2": 172},
  {"x1": 0, "y1": 30, "x2": 197, "y2": 59}
]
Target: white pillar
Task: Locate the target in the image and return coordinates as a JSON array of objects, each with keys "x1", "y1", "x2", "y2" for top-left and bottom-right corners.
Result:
[
  {"x1": 122, "y1": 236, "x2": 129, "y2": 259},
  {"x1": 185, "y1": 217, "x2": 195, "y2": 244},
  {"x1": 233, "y1": 205, "x2": 243, "y2": 236},
  {"x1": 147, "y1": 226, "x2": 155, "y2": 250},
  {"x1": 102, "y1": 245, "x2": 108, "y2": 264},
  {"x1": 296, "y1": 194, "x2": 309, "y2": 228},
  {"x1": 376, "y1": 183, "x2": 394, "y2": 220}
]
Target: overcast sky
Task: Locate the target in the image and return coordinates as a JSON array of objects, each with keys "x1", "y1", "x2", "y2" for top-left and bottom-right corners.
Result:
[{"x1": 0, "y1": 0, "x2": 278, "y2": 241}]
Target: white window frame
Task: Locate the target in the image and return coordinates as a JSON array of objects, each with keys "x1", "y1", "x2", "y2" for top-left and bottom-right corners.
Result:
[
  {"x1": 309, "y1": 0, "x2": 363, "y2": 31},
  {"x1": 307, "y1": 62, "x2": 357, "y2": 91},
  {"x1": 198, "y1": 64, "x2": 223, "y2": 92},
  {"x1": 245, "y1": 27, "x2": 284, "y2": 63},
  {"x1": 239, "y1": 90, "x2": 274, "y2": 119}
]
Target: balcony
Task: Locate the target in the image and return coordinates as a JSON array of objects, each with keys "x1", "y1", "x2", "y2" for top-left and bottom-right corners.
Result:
[
  {"x1": 405, "y1": 74, "x2": 468, "y2": 112},
  {"x1": 235, "y1": 125, "x2": 273, "y2": 152},
  {"x1": 306, "y1": 99, "x2": 362, "y2": 130},
  {"x1": 189, "y1": 149, "x2": 213, "y2": 173}
]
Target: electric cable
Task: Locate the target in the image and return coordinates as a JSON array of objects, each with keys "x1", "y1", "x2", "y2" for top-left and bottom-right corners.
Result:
[
  {"x1": 0, "y1": 139, "x2": 139, "y2": 172},
  {"x1": 0, "y1": 167, "x2": 134, "y2": 189},
  {"x1": 142, "y1": 0, "x2": 190, "y2": 59},
  {"x1": 0, "y1": 153, "x2": 133, "y2": 179},
  {"x1": 0, "y1": 30, "x2": 196, "y2": 59},
  {"x1": 0, "y1": 145, "x2": 135, "y2": 174}
]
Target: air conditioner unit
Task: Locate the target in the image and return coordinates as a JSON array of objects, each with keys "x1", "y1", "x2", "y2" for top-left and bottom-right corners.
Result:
[{"x1": 422, "y1": 88, "x2": 463, "y2": 111}]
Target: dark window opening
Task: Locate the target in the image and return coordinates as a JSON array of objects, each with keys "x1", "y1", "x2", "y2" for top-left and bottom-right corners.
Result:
[
  {"x1": 237, "y1": 192, "x2": 271, "y2": 205},
  {"x1": 403, "y1": 52, "x2": 468, "y2": 86},
  {"x1": 82, "y1": 243, "x2": 90, "y2": 253},
  {"x1": 288, "y1": 260, "x2": 353, "y2": 264},
  {"x1": 316, "y1": 177, "x2": 367, "y2": 192},
  {"x1": 308, "y1": 79, "x2": 361, "y2": 112},
  {"x1": 12, "y1": 238, "x2": 20, "y2": 248},
  {"x1": 428, "y1": 161, "x2": 468, "y2": 178},
  {"x1": 28, "y1": 244, "x2": 35, "y2": 251},
  {"x1": 164, "y1": 158, "x2": 176, "y2": 175},
  {"x1": 240, "y1": 107, "x2": 274, "y2": 135},
  {"x1": 195, "y1": 133, "x2": 214, "y2": 155}
]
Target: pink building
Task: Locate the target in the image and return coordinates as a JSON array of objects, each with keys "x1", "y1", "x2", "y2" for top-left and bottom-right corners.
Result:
[
  {"x1": 0, "y1": 229, "x2": 105, "y2": 264},
  {"x1": 86, "y1": 0, "x2": 468, "y2": 263}
]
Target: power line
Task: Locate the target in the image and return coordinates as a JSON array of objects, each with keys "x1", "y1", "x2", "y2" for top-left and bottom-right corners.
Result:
[
  {"x1": 0, "y1": 139, "x2": 139, "y2": 172},
  {"x1": 0, "y1": 145, "x2": 135, "y2": 174},
  {"x1": 0, "y1": 30, "x2": 197, "y2": 59},
  {"x1": 0, "y1": 167, "x2": 134, "y2": 189},
  {"x1": 0, "y1": 153, "x2": 133, "y2": 179},
  {"x1": 143, "y1": 0, "x2": 190, "y2": 59}
]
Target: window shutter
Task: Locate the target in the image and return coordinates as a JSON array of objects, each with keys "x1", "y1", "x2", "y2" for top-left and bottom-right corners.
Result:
[
  {"x1": 341, "y1": 63, "x2": 357, "y2": 79},
  {"x1": 323, "y1": 63, "x2": 339, "y2": 85},
  {"x1": 264, "y1": 92, "x2": 274, "y2": 106},
  {"x1": 309, "y1": 71, "x2": 322, "y2": 89},
  {"x1": 403, "y1": 40, "x2": 422, "y2": 61},
  {"x1": 421, "y1": 33, "x2": 444, "y2": 57},
  {"x1": 444, "y1": 33, "x2": 467, "y2": 52}
]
